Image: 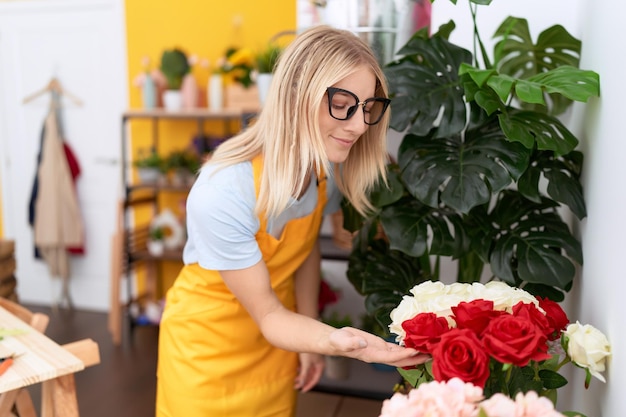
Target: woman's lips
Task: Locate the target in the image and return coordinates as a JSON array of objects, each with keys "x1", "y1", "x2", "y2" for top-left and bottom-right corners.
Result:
[{"x1": 333, "y1": 136, "x2": 354, "y2": 147}]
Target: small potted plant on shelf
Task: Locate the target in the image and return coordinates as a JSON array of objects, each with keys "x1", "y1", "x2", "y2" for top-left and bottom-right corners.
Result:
[
  {"x1": 322, "y1": 311, "x2": 354, "y2": 380},
  {"x1": 165, "y1": 150, "x2": 201, "y2": 187},
  {"x1": 134, "y1": 148, "x2": 166, "y2": 185},
  {"x1": 147, "y1": 226, "x2": 165, "y2": 257},
  {"x1": 254, "y1": 43, "x2": 283, "y2": 106},
  {"x1": 158, "y1": 48, "x2": 191, "y2": 110}
]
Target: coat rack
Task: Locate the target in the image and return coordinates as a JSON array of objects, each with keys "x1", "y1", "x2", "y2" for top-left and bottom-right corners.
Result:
[{"x1": 22, "y1": 77, "x2": 83, "y2": 106}]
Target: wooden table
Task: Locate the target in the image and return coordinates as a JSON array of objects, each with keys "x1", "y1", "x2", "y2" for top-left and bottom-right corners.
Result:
[{"x1": 0, "y1": 305, "x2": 86, "y2": 416}]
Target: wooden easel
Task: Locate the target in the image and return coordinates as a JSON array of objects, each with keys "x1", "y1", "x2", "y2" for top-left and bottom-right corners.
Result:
[{"x1": 22, "y1": 77, "x2": 83, "y2": 106}]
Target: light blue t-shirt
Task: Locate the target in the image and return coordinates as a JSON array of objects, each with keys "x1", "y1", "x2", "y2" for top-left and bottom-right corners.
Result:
[{"x1": 182, "y1": 161, "x2": 342, "y2": 271}]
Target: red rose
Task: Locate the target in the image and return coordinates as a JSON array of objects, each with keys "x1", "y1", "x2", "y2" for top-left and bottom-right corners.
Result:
[
  {"x1": 402, "y1": 312, "x2": 451, "y2": 354},
  {"x1": 482, "y1": 314, "x2": 551, "y2": 367},
  {"x1": 431, "y1": 328, "x2": 490, "y2": 388},
  {"x1": 536, "y1": 297, "x2": 570, "y2": 341},
  {"x1": 512, "y1": 302, "x2": 551, "y2": 338},
  {"x1": 452, "y1": 299, "x2": 506, "y2": 336}
]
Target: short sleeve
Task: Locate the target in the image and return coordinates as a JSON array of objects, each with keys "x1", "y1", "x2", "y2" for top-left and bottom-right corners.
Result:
[
  {"x1": 323, "y1": 166, "x2": 343, "y2": 216},
  {"x1": 182, "y1": 162, "x2": 262, "y2": 270}
]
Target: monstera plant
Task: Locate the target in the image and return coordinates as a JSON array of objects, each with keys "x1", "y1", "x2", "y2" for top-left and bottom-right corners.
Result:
[{"x1": 345, "y1": 1, "x2": 600, "y2": 329}]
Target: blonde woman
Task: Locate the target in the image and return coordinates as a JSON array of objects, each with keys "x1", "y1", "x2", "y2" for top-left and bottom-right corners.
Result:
[{"x1": 156, "y1": 25, "x2": 427, "y2": 417}]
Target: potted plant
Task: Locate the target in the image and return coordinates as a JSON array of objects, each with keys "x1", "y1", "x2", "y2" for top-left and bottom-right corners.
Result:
[
  {"x1": 134, "y1": 148, "x2": 166, "y2": 184},
  {"x1": 343, "y1": 1, "x2": 600, "y2": 331},
  {"x1": 159, "y1": 48, "x2": 191, "y2": 110},
  {"x1": 254, "y1": 43, "x2": 283, "y2": 106},
  {"x1": 147, "y1": 225, "x2": 165, "y2": 256},
  {"x1": 165, "y1": 150, "x2": 201, "y2": 187}
]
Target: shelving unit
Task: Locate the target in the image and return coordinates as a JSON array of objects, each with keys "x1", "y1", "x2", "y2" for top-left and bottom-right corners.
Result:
[{"x1": 109, "y1": 108, "x2": 255, "y2": 345}]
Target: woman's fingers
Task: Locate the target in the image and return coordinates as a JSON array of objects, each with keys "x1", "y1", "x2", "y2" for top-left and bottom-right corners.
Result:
[{"x1": 328, "y1": 327, "x2": 431, "y2": 367}]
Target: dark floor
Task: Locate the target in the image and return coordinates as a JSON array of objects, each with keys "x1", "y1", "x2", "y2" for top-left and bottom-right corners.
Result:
[{"x1": 23, "y1": 305, "x2": 159, "y2": 417}]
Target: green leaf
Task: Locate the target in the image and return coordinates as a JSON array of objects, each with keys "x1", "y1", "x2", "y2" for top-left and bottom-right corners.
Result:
[
  {"x1": 380, "y1": 200, "x2": 469, "y2": 258},
  {"x1": 539, "y1": 369, "x2": 568, "y2": 389},
  {"x1": 380, "y1": 202, "x2": 429, "y2": 257},
  {"x1": 485, "y1": 74, "x2": 516, "y2": 102},
  {"x1": 518, "y1": 150, "x2": 586, "y2": 219},
  {"x1": 488, "y1": 193, "x2": 582, "y2": 289},
  {"x1": 398, "y1": 117, "x2": 531, "y2": 214},
  {"x1": 495, "y1": 18, "x2": 581, "y2": 78},
  {"x1": 369, "y1": 167, "x2": 404, "y2": 208},
  {"x1": 498, "y1": 109, "x2": 579, "y2": 155},
  {"x1": 528, "y1": 66, "x2": 599, "y2": 103},
  {"x1": 397, "y1": 367, "x2": 423, "y2": 387},
  {"x1": 514, "y1": 79, "x2": 546, "y2": 104},
  {"x1": 386, "y1": 35, "x2": 472, "y2": 138},
  {"x1": 460, "y1": 64, "x2": 496, "y2": 87},
  {"x1": 493, "y1": 17, "x2": 588, "y2": 115}
]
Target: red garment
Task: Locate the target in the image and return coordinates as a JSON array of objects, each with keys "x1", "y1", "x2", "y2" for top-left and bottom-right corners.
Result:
[{"x1": 62, "y1": 142, "x2": 85, "y2": 255}]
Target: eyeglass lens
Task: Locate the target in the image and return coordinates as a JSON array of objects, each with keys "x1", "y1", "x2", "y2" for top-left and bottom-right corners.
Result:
[{"x1": 328, "y1": 88, "x2": 389, "y2": 125}]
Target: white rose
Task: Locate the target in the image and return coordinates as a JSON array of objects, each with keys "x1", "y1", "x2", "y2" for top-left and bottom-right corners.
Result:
[
  {"x1": 564, "y1": 321, "x2": 611, "y2": 382},
  {"x1": 482, "y1": 281, "x2": 541, "y2": 312},
  {"x1": 409, "y1": 281, "x2": 447, "y2": 301},
  {"x1": 389, "y1": 295, "x2": 422, "y2": 341}
]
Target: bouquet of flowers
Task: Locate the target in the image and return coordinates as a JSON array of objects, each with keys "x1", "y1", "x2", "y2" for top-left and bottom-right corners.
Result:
[
  {"x1": 216, "y1": 47, "x2": 255, "y2": 88},
  {"x1": 388, "y1": 281, "x2": 611, "y2": 416}
]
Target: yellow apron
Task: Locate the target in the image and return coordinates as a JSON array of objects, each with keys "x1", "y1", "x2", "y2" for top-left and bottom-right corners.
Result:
[{"x1": 156, "y1": 156, "x2": 327, "y2": 417}]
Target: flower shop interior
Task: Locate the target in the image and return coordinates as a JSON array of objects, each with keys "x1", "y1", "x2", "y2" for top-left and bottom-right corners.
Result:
[{"x1": 0, "y1": 0, "x2": 622, "y2": 416}]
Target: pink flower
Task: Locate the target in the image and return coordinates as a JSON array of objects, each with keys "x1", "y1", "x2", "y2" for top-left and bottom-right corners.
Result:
[
  {"x1": 480, "y1": 392, "x2": 567, "y2": 417},
  {"x1": 379, "y1": 378, "x2": 483, "y2": 417}
]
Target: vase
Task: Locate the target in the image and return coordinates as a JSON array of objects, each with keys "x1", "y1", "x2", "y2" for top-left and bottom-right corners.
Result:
[
  {"x1": 180, "y1": 74, "x2": 199, "y2": 109},
  {"x1": 256, "y1": 73, "x2": 273, "y2": 107},
  {"x1": 208, "y1": 73, "x2": 223, "y2": 111},
  {"x1": 142, "y1": 73, "x2": 157, "y2": 109},
  {"x1": 163, "y1": 90, "x2": 182, "y2": 110},
  {"x1": 147, "y1": 240, "x2": 165, "y2": 257},
  {"x1": 137, "y1": 167, "x2": 161, "y2": 184}
]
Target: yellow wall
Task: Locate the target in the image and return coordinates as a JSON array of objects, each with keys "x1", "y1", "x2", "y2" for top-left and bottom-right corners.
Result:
[
  {"x1": 125, "y1": 0, "x2": 295, "y2": 110},
  {"x1": 125, "y1": 0, "x2": 296, "y2": 293}
]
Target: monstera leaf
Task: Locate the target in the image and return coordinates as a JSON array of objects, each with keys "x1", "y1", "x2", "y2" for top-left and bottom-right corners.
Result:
[
  {"x1": 482, "y1": 192, "x2": 583, "y2": 290},
  {"x1": 385, "y1": 29, "x2": 472, "y2": 138},
  {"x1": 493, "y1": 17, "x2": 582, "y2": 115},
  {"x1": 461, "y1": 66, "x2": 598, "y2": 154},
  {"x1": 397, "y1": 115, "x2": 531, "y2": 214}
]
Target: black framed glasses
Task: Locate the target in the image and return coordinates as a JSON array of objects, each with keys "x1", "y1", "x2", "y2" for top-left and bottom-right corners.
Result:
[{"x1": 326, "y1": 87, "x2": 391, "y2": 126}]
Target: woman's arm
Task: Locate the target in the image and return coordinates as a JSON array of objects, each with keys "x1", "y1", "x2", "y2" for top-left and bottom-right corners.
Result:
[
  {"x1": 293, "y1": 239, "x2": 322, "y2": 320},
  {"x1": 219, "y1": 261, "x2": 429, "y2": 367},
  {"x1": 292, "y1": 240, "x2": 324, "y2": 391}
]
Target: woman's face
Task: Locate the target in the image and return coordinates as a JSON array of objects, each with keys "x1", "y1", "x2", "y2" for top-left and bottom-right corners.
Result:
[{"x1": 319, "y1": 66, "x2": 377, "y2": 163}]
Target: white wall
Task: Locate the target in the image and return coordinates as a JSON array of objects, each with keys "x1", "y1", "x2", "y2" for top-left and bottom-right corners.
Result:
[
  {"x1": 431, "y1": 1, "x2": 622, "y2": 415},
  {"x1": 0, "y1": 0, "x2": 128, "y2": 311}
]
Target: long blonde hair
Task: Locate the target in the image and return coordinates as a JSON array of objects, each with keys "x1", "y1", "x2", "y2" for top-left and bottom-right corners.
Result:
[{"x1": 209, "y1": 25, "x2": 389, "y2": 218}]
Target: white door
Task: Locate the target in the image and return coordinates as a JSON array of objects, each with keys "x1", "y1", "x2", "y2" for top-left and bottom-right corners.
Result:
[{"x1": 0, "y1": 0, "x2": 127, "y2": 311}]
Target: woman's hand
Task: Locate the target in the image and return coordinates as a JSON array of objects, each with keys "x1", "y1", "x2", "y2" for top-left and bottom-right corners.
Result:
[
  {"x1": 295, "y1": 352, "x2": 325, "y2": 392},
  {"x1": 328, "y1": 327, "x2": 430, "y2": 368}
]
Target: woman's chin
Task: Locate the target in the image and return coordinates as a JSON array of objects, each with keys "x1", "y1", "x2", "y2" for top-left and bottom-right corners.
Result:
[{"x1": 326, "y1": 149, "x2": 351, "y2": 164}]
